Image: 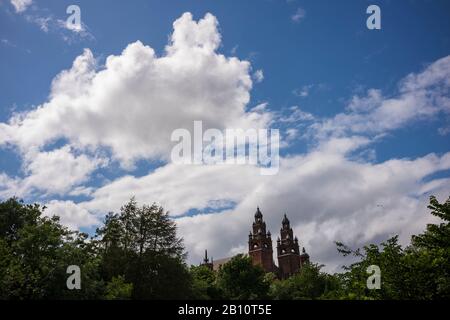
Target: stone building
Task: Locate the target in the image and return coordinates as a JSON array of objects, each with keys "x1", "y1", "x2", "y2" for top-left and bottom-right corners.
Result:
[{"x1": 201, "y1": 207, "x2": 310, "y2": 279}]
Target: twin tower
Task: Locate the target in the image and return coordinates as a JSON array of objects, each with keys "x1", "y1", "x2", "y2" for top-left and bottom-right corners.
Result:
[
  {"x1": 201, "y1": 207, "x2": 309, "y2": 279},
  {"x1": 249, "y1": 207, "x2": 309, "y2": 279}
]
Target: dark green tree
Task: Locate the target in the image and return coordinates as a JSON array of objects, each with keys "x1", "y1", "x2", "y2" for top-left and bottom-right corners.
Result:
[
  {"x1": 96, "y1": 198, "x2": 191, "y2": 299},
  {"x1": 334, "y1": 195, "x2": 450, "y2": 300},
  {"x1": 0, "y1": 198, "x2": 104, "y2": 299},
  {"x1": 190, "y1": 265, "x2": 223, "y2": 299},
  {"x1": 270, "y1": 263, "x2": 340, "y2": 300},
  {"x1": 105, "y1": 276, "x2": 133, "y2": 300},
  {"x1": 216, "y1": 254, "x2": 269, "y2": 300},
  {"x1": 406, "y1": 195, "x2": 450, "y2": 299}
]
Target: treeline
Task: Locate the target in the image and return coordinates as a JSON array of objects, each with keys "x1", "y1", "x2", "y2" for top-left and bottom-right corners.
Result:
[{"x1": 0, "y1": 195, "x2": 449, "y2": 300}]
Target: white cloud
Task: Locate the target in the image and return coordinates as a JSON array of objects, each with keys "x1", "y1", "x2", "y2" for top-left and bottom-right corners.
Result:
[
  {"x1": 230, "y1": 45, "x2": 238, "y2": 55},
  {"x1": 253, "y1": 69, "x2": 264, "y2": 83},
  {"x1": 25, "y1": 15, "x2": 51, "y2": 32},
  {"x1": 278, "y1": 105, "x2": 315, "y2": 123},
  {"x1": 55, "y1": 146, "x2": 450, "y2": 271},
  {"x1": 10, "y1": 0, "x2": 32, "y2": 13},
  {"x1": 44, "y1": 200, "x2": 100, "y2": 230},
  {"x1": 20, "y1": 146, "x2": 106, "y2": 196},
  {"x1": 292, "y1": 83, "x2": 329, "y2": 98},
  {"x1": 23, "y1": 13, "x2": 94, "y2": 42},
  {"x1": 1, "y1": 38, "x2": 16, "y2": 47},
  {"x1": 177, "y1": 150, "x2": 450, "y2": 271},
  {"x1": 293, "y1": 84, "x2": 313, "y2": 97},
  {"x1": 80, "y1": 163, "x2": 263, "y2": 217},
  {"x1": 0, "y1": 12, "x2": 267, "y2": 169},
  {"x1": 310, "y1": 56, "x2": 450, "y2": 141},
  {"x1": 0, "y1": 146, "x2": 106, "y2": 198},
  {"x1": 291, "y1": 7, "x2": 306, "y2": 23}
]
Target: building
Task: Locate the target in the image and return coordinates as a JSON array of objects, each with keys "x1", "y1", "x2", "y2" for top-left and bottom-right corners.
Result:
[
  {"x1": 248, "y1": 207, "x2": 276, "y2": 273},
  {"x1": 276, "y1": 213, "x2": 309, "y2": 279},
  {"x1": 201, "y1": 207, "x2": 310, "y2": 279}
]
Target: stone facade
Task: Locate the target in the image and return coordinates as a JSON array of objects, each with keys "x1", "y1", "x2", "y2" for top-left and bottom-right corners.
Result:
[{"x1": 201, "y1": 207, "x2": 310, "y2": 279}]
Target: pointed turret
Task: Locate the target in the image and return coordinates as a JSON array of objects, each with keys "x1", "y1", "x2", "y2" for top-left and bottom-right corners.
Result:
[
  {"x1": 282, "y1": 213, "x2": 290, "y2": 226},
  {"x1": 203, "y1": 249, "x2": 209, "y2": 264},
  {"x1": 255, "y1": 207, "x2": 263, "y2": 219}
]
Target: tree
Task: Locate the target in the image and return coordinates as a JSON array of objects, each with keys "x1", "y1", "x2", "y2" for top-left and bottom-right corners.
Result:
[
  {"x1": 334, "y1": 195, "x2": 450, "y2": 300},
  {"x1": 0, "y1": 198, "x2": 104, "y2": 299},
  {"x1": 335, "y1": 236, "x2": 405, "y2": 299},
  {"x1": 270, "y1": 263, "x2": 340, "y2": 300},
  {"x1": 105, "y1": 276, "x2": 133, "y2": 300},
  {"x1": 216, "y1": 254, "x2": 269, "y2": 300},
  {"x1": 407, "y1": 195, "x2": 450, "y2": 299},
  {"x1": 96, "y1": 198, "x2": 192, "y2": 299},
  {"x1": 190, "y1": 265, "x2": 223, "y2": 299},
  {"x1": 412, "y1": 195, "x2": 450, "y2": 249}
]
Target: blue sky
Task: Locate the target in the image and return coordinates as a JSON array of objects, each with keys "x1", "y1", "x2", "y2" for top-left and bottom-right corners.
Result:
[{"x1": 1, "y1": 0, "x2": 449, "y2": 269}]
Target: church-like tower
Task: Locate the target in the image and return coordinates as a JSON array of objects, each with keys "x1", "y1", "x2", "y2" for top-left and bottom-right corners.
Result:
[
  {"x1": 248, "y1": 207, "x2": 275, "y2": 273},
  {"x1": 277, "y1": 214, "x2": 304, "y2": 279},
  {"x1": 200, "y1": 249, "x2": 213, "y2": 270}
]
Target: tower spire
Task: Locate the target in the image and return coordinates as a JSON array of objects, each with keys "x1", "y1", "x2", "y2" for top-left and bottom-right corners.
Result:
[
  {"x1": 255, "y1": 206, "x2": 263, "y2": 219},
  {"x1": 203, "y1": 249, "x2": 209, "y2": 264},
  {"x1": 248, "y1": 206, "x2": 274, "y2": 273}
]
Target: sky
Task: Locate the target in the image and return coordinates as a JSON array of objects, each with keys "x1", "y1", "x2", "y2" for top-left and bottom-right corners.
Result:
[{"x1": 0, "y1": 0, "x2": 450, "y2": 272}]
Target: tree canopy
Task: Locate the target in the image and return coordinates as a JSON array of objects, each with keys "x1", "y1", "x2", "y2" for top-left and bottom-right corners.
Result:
[{"x1": 0, "y1": 195, "x2": 448, "y2": 300}]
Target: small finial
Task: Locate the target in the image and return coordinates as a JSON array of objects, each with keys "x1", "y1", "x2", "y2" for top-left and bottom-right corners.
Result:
[{"x1": 282, "y1": 213, "x2": 290, "y2": 225}]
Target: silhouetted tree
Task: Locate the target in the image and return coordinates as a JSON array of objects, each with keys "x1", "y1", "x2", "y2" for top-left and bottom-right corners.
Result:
[{"x1": 216, "y1": 254, "x2": 269, "y2": 299}]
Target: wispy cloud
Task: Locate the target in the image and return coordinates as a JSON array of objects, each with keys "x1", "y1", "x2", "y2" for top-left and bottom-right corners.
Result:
[
  {"x1": 23, "y1": 12, "x2": 95, "y2": 43},
  {"x1": 10, "y1": 2, "x2": 95, "y2": 43},
  {"x1": 1, "y1": 38, "x2": 17, "y2": 48},
  {"x1": 291, "y1": 7, "x2": 306, "y2": 23},
  {"x1": 293, "y1": 84, "x2": 313, "y2": 97},
  {"x1": 230, "y1": 45, "x2": 238, "y2": 55},
  {"x1": 10, "y1": 0, "x2": 32, "y2": 13},
  {"x1": 253, "y1": 69, "x2": 264, "y2": 83},
  {"x1": 293, "y1": 83, "x2": 329, "y2": 97}
]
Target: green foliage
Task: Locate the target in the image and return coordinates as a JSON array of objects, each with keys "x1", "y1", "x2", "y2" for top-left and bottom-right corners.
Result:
[
  {"x1": 335, "y1": 236, "x2": 405, "y2": 299},
  {"x1": 334, "y1": 195, "x2": 450, "y2": 300},
  {"x1": 0, "y1": 194, "x2": 448, "y2": 300},
  {"x1": 190, "y1": 265, "x2": 222, "y2": 299},
  {"x1": 269, "y1": 263, "x2": 340, "y2": 300},
  {"x1": 0, "y1": 198, "x2": 104, "y2": 299},
  {"x1": 216, "y1": 254, "x2": 270, "y2": 300},
  {"x1": 412, "y1": 195, "x2": 450, "y2": 250},
  {"x1": 95, "y1": 198, "x2": 192, "y2": 299},
  {"x1": 105, "y1": 276, "x2": 133, "y2": 300}
]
